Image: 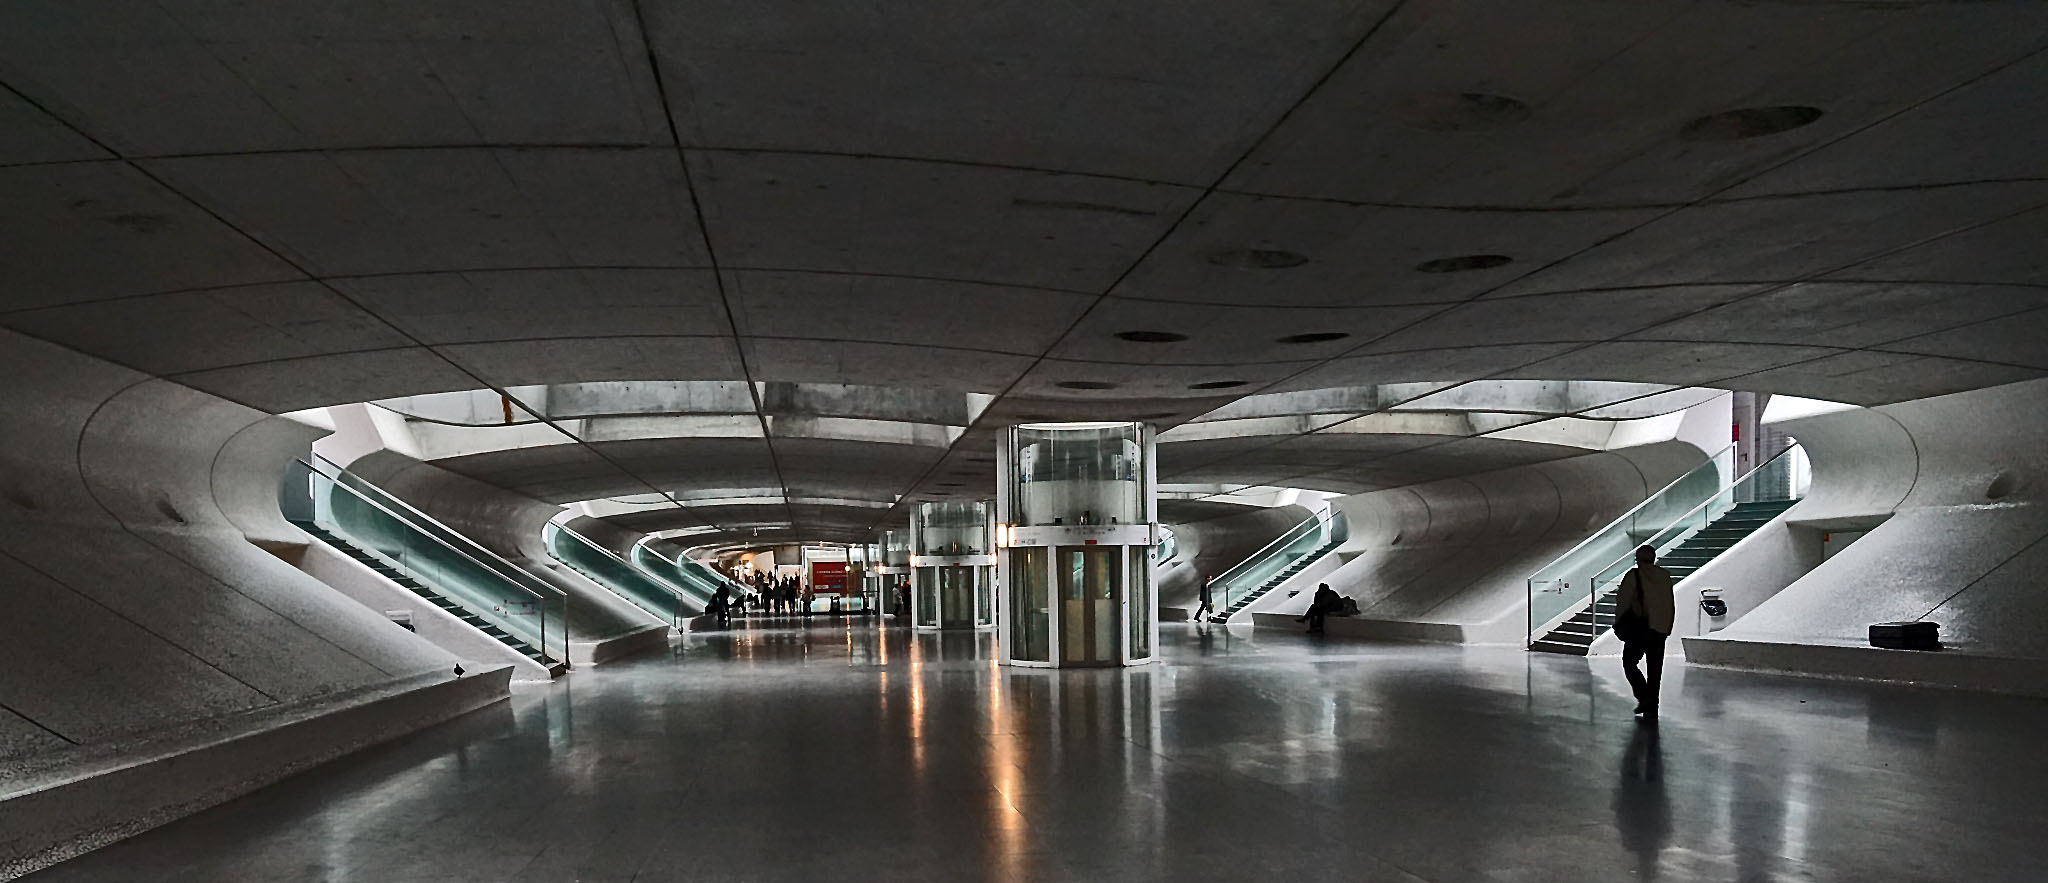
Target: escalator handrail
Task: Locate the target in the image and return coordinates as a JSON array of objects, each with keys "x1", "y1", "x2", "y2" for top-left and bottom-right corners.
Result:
[
  {"x1": 1524, "y1": 442, "x2": 1736, "y2": 583},
  {"x1": 1580, "y1": 441, "x2": 1806, "y2": 597},
  {"x1": 307, "y1": 454, "x2": 566, "y2": 602},
  {"x1": 304, "y1": 459, "x2": 559, "y2": 604},
  {"x1": 545, "y1": 520, "x2": 698, "y2": 605},
  {"x1": 1209, "y1": 507, "x2": 1343, "y2": 608}
]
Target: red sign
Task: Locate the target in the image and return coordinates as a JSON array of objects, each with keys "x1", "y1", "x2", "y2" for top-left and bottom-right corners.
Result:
[{"x1": 810, "y1": 561, "x2": 848, "y2": 594}]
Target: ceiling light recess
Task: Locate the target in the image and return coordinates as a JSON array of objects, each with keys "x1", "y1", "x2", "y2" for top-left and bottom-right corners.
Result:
[
  {"x1": 1679, "y1": 106, "x2": 1823, "y2": 141},
  {"x1": 1055, "y1": 380, "x2": 1119, "y2": 391},
  {"x1": 1189, "y1": 380, "x2": 1249, "y2": 391},
  {"x1": 1277, "y1": 332, "x2": 1350, "y2": 344},
  {"x1": 1415, "y1": 254, "x2": 1513, "y2": 273},
  {"x1": 1115, "y1": 330, "x2": 1190, "y2": 343}
]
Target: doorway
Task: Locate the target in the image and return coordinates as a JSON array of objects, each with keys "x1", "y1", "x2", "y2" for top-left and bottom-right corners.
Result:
[{"x1": 1057, "y1": 546, "x2": 1119, "y2": 665}]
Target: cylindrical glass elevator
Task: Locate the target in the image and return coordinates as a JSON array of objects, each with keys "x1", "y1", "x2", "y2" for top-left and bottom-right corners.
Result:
[
  {"x1": 996, "y1": 422, "x2": 1158, "y2": 667},
  {"x1": 909, "y1": 500, "x2": 997, "y2": 630}
]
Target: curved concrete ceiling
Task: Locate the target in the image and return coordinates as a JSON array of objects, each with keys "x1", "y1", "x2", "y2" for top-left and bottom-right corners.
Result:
[{"x1": 4, "y1": 1, "x2": 2046, "y2": 545}]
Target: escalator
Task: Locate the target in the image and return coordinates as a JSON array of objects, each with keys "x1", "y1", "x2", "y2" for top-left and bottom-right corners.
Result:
[
  {"x1": 1207, "y1": 509, "x2": 1347, "y2": 623},
  {"x1": 1527, "y1": 443, "x2": 1807, "y2": 655},
  {"x1": 292, "y1": 458, "x2": 570, "y2": 676},
  {"x1": 544, "y1": 520, "x2": 705, "y2": 627}
]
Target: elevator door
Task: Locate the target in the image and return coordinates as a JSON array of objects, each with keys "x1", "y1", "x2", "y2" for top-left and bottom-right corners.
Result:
[
  {"x1": 939, "y1": 566, "x2": 974, "y2": 629},
  {"x1": 1058, "y1": 546, "x2": 1118, "y2": 665}
]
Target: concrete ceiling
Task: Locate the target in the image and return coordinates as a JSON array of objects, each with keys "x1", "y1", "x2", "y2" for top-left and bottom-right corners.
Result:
[{"x1": 3, "y1": 1, "x2": 2045, "y2": 545}]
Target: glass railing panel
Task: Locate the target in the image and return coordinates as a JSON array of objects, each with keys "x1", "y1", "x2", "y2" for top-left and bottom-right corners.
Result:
[
  {"x1": 1210, "y1": 511, "x2": 1339, "y2": 611},
  {"x1": 631, "y1": 543, "x2": 717, "y2": 610},
  {"x1": 1538, "y1": 443, "x2": 1807, "y2": 644},
  {"x1": 544, "y1": 523, "x2": 690, "y2": 627},
  {"x1": 1526, "y1": 447, "x2": 1732, "y2": 642},
  {"x1": 310, "y1": 469, "x2": 565, "y2": 661}
]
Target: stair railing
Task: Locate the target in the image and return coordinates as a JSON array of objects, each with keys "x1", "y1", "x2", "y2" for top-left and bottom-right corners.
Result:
[
  {"x1": 1572, "y1": 442, "x2": 1809, "y2": 630},
  {"x1": 1525, "y1": 445, "x2": 1734, "y2": 646},
  {"x1": 543, "y1": 519, "x2": 699, "y2": 628},
  {"x1": 1208, "y1": 508, "x2": 1345, "y2": 618},
  {"x1": 300, "y1": 457, "x2": 570, "y2": 668}
]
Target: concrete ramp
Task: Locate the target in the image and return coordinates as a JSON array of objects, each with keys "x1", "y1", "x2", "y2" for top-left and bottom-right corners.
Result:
[
  {"x1": 0, "y1": 329, "x2": 508, "y2": 874},
  {"x1": 1687, "y1": 378, "x2": 2048, "y2": 696}
]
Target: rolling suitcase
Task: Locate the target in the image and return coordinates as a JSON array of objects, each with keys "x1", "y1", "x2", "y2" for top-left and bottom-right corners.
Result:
[{"x1": 1869, "y1": 621, "x2": 1940, "y2": 650}]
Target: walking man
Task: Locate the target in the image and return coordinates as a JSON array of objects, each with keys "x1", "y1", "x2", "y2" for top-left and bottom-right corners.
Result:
[
  {"x1": 1192, "y1": 573, "x2": 1215, "y2": 622},
  {"x1": 1614, "y1": 545, "x2": 1675, "y2": 721}
]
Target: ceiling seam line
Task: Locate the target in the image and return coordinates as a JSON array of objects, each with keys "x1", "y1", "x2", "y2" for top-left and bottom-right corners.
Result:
[
  {"x1": 864, "y1": 0, "x2": 1421, "y2": 534},
  {"x1": 1164, "y1": 40, "x2": 2048, "y2": 491},
  {"x1": 627, "y1": 0, "x2": 799, "y2": 539},
  {"x1": 33, "y1": 111, "x2": 730, "y2": 532}
]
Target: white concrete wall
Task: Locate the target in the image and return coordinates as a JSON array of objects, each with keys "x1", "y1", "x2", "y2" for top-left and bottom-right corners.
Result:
[
  {"x1": 1686, "y1": 377, "x2": 2048, "y2": 694},
  {"x1": 1252, "y1": 441, "x2": 1706, "y2": 643},
  {"x1": 0, "y1": 329, "x2": 504, "y2": 871}
]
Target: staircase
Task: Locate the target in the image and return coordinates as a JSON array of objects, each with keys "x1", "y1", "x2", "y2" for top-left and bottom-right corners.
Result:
[
  {"x1": 1208, "y1": 535, "x2": 1343, "y2": 623},
  {"x1": 297, "y1": 521, "x2": 567, "y2": 676},
  {"x1": 1529, "y1": 500, "x2": 1796, "y2": 655}
]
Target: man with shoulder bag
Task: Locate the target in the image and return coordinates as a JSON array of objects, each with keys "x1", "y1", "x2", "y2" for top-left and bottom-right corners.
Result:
[{"x1": 1613, "y1": 545, "x2": 1675, "y2": 722}]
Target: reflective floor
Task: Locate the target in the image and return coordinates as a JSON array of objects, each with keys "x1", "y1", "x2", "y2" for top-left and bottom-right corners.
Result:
[{"x1": 27, "y1": 619, "x2": 2048, "y2": 882}]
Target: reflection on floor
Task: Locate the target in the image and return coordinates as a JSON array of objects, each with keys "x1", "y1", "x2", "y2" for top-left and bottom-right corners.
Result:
[{"x1": 25, "y1": 619, "x2": 2048, "y2": 882}]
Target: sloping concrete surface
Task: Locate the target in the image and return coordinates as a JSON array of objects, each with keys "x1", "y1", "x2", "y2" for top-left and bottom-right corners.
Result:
[
  {"x1": 1254, "y1": 441, "x2": 1706, "y2": 643},
  {"x1": 0, "y1": 329, "x2": 505, "y2": 871},
  {"x1": 1687, "y1": 377, "x2": 2048, "y2": 692}
]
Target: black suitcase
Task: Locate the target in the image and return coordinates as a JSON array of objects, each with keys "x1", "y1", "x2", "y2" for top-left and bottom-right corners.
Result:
[{"x1": 1870, "y1": 621, "x2": 1941, "y2": 650}]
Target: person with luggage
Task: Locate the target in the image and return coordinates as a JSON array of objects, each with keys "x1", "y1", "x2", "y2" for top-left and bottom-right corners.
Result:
[
  {"x1": 1192, "y1": 573, "x2": 1215, "y2": 622},
  {"x1": 1613, "y1": 545, "x2": 1676, "y2": 721}
]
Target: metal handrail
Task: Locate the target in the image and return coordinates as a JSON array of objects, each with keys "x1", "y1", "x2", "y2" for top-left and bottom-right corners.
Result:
[
  {"x1": 629, "y1": 537, "x2": 716, "y2": 593},
  {"x1": 304, "y1": 460, "x2": 569, "y2": 666},
  {"x1": 1212, "y1": 508, "x2": 1342, "y2": 610},
  {"x1": 546, "y1": 521, "x2": 697, "y2": 625},
  {"x1": 309, "y1": 454, "x2": 567, "y2": 603},
  {"x1": 1525, "y1": 443, "x2": 1735, "y2": 580},
  {"x1": 1208, "y1": 510, "x2": 1325, "y2": 589},
  {"x1": 1579, "y1": 441, "x2": 1806, "y2": 595}
]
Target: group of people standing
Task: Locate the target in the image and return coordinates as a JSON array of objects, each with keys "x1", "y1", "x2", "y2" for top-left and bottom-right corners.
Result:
[{"x1": 743, "y1": 572, "x2": 811, "y2": 616}]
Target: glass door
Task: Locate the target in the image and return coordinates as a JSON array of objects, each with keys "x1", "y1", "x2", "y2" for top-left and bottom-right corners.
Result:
[
  {"x1": 915, "y1": 566, "x2": 938, "y2": 627},
  {"x1": 939, "y1": 566, "x2": 974, "y2": 629},
  {"x1": 1058, "y1": 546, "x2": 1119, "y2": 665},
  {"x1": 1009, "y1": 547, "x2": 1050, "y2": 661},
  {"x1": 976, "y1": 567, "x2": 996, "y2": 628}
]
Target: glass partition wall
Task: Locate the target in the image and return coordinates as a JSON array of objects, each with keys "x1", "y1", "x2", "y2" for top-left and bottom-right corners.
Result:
[
  {"x1": 997, "y1": 423, "x2": 1159, "y2": 667},
  {"x1": 910, "y1": 500, "x2": 996, "y2": 630},
  {"x1": 877, "y1": 530, "x2": 911, "y2": 616}
]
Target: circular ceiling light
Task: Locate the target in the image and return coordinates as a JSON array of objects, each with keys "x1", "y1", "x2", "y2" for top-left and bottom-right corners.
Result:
[
  {"x1": 1277, "y1": 331, "x2": 1350, "y2": 344},
  {"x1": 1140, "y1": 412, "x2": 1180, "y2": 420},
  {"x1": 1678, "y1": 106, "x2": 1823, "y2": 141},
  {"x1": 1189, "y1": 380, "x2": 1249, "y2": 390},
  {"x1": 1398, "y1": 92, "x2": 1531, "y2": 132},
  {"x1": 1206, "y1": 248, "x2": 1309, "y2": 269},
  {"x1": 1115, "y1": 330, "x2": 1190, "y2": 343},
  {"x1": 1055, "y1": 380, "x2": 1118, "y2": 391},
  {"x1": 1415, "y1": 254, "x2": 1513, "y2": 273}
]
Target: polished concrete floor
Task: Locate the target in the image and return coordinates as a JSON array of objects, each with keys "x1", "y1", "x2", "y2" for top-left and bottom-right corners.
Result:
[{"x1": 26, "y1": 618, "x2": 2048, "y2": 882}]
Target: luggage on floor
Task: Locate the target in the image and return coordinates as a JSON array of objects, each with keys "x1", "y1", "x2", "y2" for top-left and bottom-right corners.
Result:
[{"x1": 1869, "y1": 621, "x2": 1941, "y2": 650}]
